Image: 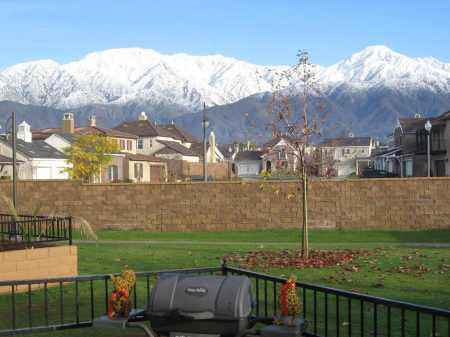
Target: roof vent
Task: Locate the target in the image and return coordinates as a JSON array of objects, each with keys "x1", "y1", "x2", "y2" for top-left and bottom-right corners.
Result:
[{"x1": 17, "y1": 121, "x2": 32, "y2": 143}]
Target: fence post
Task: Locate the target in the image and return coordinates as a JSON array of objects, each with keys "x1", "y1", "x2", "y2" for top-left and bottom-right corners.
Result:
[
  {"x1": 68, "y1": 217, "x2": 73, "y2": 245},
  {"x1": 221, "y1": 259, "x2": 228, "y2": 276}
]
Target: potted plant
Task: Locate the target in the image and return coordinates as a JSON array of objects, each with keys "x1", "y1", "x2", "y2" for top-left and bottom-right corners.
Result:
[
  {"x1": 275, "y1": 274, "x2": 302, "y2": 326},
  {"x1": 108, "y1": 268, "x2": 136, "y2": 319}
]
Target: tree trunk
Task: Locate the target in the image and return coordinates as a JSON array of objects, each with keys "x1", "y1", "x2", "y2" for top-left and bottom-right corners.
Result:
[{"x1": 301, "y1": 158, "x2": 309, "y2": 258}]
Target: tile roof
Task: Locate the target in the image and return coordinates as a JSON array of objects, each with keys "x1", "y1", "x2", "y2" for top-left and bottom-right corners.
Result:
[
  {"x1": 398, "y1": 118, "x2": 428, "y2": 133},
  {"x1": 263, "y1": 136, "x2": 294, "y2": 149},
  {"x1": 53, "y1": 133, "x2": 77, "y2": 143},
  {"x1": 113, "y1": 120, "x2": 159, "y2": 137},
  {"x1": 189, "y1": 142, "x2": 207, "y2": 157},
  {"x1": 320, "y1": 137, "x2": 372, "y2": 147},
  {"x1": 437, "y1": 110, "x2": 450, "y2": 121},
  {"x1": 125, "y1": 153, "x2": 166, "y2": 162},
  {"x1": 77, "y1": 126, "x2": 137, "y2": 139},
  {"x1": 398, "y1": 112, "x2": 449, "y2": 134},
  {"x1": 0, "y1": 138, "x2": 66, "y2": 159},
  {"x1": 0, "y1": 154, "x2": 24, "y2": 164},
  {"x1": 155, "y1": 140, "x2": 199, "y2": 157},
  {"x1": 235, "y1": 151, "x2": 263, "y2": 161},
  {"x1": 31, "y1": 127, "x2": 87, "y2": 140},
  {"x1": 157, "y1": 124, "x2": 199, "y2": 143}
]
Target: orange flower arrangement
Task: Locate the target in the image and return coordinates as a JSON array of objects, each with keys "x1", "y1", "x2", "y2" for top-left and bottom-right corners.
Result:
[
  {"x1": 279, "y1": 274, "x2": 302, "y2": 320},
  {"x1": 108, "y1": 268, "x2": 136, "y2": 319}
]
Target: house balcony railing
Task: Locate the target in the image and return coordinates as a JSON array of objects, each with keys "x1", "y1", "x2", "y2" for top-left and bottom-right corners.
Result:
[
  {"x1": 0, "y1": 213, "x2": 72, "y2": 246},
  {"x1": 0, "y1": 263, "x2": 448, "y2": 336}
]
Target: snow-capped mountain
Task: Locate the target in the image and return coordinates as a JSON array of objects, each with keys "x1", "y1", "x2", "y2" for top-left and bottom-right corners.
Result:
[
  {"x1": 1, "y1": 45, "x2": 450, "y2": 143},
  {"x1": 319, "y1": 45, "x2": 450, "y2": 91},
  {"x1": 0, "y1": 48, "x2": 285, "y2": 109}
]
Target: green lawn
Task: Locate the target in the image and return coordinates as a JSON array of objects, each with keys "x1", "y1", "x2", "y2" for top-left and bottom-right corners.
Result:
[
  {"x1": 84, "y1": 228, "x2": 450, "y2": 244},
  {"x1": 2, "y1": 229, "x2": 450, "y2": 337}
]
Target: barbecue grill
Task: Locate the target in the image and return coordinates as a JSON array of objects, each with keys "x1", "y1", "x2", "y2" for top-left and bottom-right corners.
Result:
[
  {"x1": 145, "y1": 274, "x2": 255, "y2": 337},
  {"x1": 94, "y1": 273, "x2": 276, "y2": 337}
]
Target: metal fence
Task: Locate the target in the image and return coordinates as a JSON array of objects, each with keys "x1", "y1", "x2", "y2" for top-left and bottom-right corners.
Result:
[
  {"x1": 0, "y1": 214, "x2": 72, "y2": 246},
  {"x1": 225, "y1": 265, "x2": 450, "y2": 337},
  {"x1": 0, "y1": 264, "x2": 449, "y2": 336}
]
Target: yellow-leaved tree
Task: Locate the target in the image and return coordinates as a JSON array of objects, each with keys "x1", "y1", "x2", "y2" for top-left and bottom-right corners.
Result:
[{"x1": 64, "y1": 134, "x2": 119, "y2": 183}]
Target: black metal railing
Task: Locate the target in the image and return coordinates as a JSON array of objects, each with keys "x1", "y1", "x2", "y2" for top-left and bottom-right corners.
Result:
[
  {"x1": 0, "y1": 264, "x2": 449, "y2": 336},
  {"x1": 0, "y1": 214, "x2": 72, "y2": 246},
  {"x1": 225, "y1": 265, "x2": 450, "y2": 337},
  {"x1": 0, "y1": 266, "x2": 220, "y2": 336}
]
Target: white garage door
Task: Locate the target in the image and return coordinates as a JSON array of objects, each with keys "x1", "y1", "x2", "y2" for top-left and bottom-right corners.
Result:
[{"x1": 36, "y1": 167, "x2": 52, "y2": 179}]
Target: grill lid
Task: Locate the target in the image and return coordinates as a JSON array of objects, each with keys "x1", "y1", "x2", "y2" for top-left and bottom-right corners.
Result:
[{"x1": 146, "y1": 274, "x2": 253, "y2": 320}]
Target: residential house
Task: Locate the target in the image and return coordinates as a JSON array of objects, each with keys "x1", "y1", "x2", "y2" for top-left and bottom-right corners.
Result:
[
  {"x1": 234, "y1": 151, "x2": 263, "y2": 177},
  {"x1": 383, "y1": 111, "x2": 449, "y2": 177},
  {"x1": 36, "y1": 113, "x2": 168, "y2": 183},
  {"x1": 0, "y1": 121, "x2": 70, "y2": 180},
  {"x1": 114, "y1": 112, "x2": 224, "y2": 164},
  {"x1": 261, "y1": 136, "x2": 299, "y2": 174},
  {"x1": 319, "y1": 137, "x2": 374, "y2": 177}
]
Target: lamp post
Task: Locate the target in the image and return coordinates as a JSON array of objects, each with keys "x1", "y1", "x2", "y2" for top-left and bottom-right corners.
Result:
[
  {"x1": 424, "y1": 120, "x2": 432, "y2": 177},
  {"x1": 202, "y1": 103, "x2": 209, "y2": 182},
  {"x1": 0, "y1": 112, "x2": 17, "y2": 208}
]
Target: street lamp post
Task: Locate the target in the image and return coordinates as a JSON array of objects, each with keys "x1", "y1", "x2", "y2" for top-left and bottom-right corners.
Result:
[
  {"x1": 0, "y1": 111, "x2": 17, "y2": 208},
  {"x1": 424, "y1": 120, "x2": 432, "y2": 177},
  {"x1": 202, "y1": 103, "x2": 209, "y2": 182}
]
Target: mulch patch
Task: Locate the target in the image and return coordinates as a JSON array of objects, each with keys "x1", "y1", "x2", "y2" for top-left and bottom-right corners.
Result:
[{"x1": 224, "y1": 249, "x2": 371, "y2": 269}]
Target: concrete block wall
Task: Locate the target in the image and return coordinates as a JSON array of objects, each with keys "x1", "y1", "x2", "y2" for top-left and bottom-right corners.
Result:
[
  {"x1": 0, "y1": 178, "x2": 449, "y2": 231},
  {"x1": 0, "y1": 245, "x2": 78, "y2": 291}
]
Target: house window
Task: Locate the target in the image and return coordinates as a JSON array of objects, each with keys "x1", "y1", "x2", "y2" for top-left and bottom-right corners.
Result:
[
  {"x1": 108, "y1": 165, "x2": 118, "y2": 182},
  {"x1": 137, "y1": 138, "x2": 144, "y2": 150},
  {"x1": 119, "y1": 140, "x2": 125, "y2": 150},
  {"x1": 416, "y1": 130, "x2": 427, "y2": 153},
  {"x1": 404, "y1": 159, "x2": 413, "y2": 177},
  {"x1": 150, "y1": 139, "x2": 153, "y2": 148},
  {"x1": 431, "y1": 128, "x2": 445, "y2": 151},
  {"x1": 435, "y1": 160, "x2": 446, "y2": 177},
  {"x1": 134, "y1": 163, "x2": 143, "y2": 181},
  {"x1": 126, "y1": 140, "x2": 132, "y2": 151},
  {"x1": 341, "y1": 149, "x2": 345, "y2": 156}
]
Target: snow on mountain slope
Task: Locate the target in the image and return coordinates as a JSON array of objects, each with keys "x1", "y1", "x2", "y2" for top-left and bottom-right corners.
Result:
[
  {"x1": 319, "y1": 45, "x2": 450, "y2": 91},
  {"x1": 0, "y1": 48, "x2": 285, "y2": 109},
  {"x1": 0, "y1": 46, "x2": 449, "y2": 111}
]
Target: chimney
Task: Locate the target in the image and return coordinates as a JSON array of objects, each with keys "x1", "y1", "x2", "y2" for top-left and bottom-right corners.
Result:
[
  {"x1": 63, "y1": 113, "x2": 75, "y2": 134},
  {"x1": 138, "y1": 112, "x2": 148, "y2": 121},
  {"x1": 208, "y1": 131, "x2": 217, "y2": 163},
  {"x1": 89, "y1": 115, "x2": 96, "y2": 127},
  {"x1": 17, "y1": 121, "x2": 32, "y2": 143}
]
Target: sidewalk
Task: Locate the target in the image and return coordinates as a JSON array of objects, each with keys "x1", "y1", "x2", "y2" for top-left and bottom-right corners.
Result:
[{"x1": 74, "y1": 239, "x2": 450, "y2": 248}]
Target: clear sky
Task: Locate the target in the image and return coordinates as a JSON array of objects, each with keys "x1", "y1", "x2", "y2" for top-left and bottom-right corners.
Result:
[{"x1": 1, "y1": 0, "x2": 450, "y2": 69}]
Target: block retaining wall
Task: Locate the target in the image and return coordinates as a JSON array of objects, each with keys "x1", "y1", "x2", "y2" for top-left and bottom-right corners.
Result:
[{"x1": 0, "y1": 178, "x2": 449, "y2": 231}]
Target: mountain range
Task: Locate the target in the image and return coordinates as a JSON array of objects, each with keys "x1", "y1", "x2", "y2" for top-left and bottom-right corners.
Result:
[{"x1": 1, "y1": 45, "x2": 449, "y2": 143}]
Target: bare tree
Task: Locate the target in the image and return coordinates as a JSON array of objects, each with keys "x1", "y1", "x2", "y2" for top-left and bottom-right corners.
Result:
[{"x1": 268, "y1": 50, "x2": 329, "y2": 258}]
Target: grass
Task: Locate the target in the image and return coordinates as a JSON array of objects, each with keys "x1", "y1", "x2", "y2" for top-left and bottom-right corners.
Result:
[
  {"x1": 79, "y1": 228, "x2": 450, "y2": 244},
  {"x1": 1, "y1": 229, "x2": 450, "y2": 337}
]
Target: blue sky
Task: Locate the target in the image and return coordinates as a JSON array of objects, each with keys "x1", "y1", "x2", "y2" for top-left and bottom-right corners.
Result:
[{"x1": 1, "y1": 0, "x2": 450, "y2": 69}]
